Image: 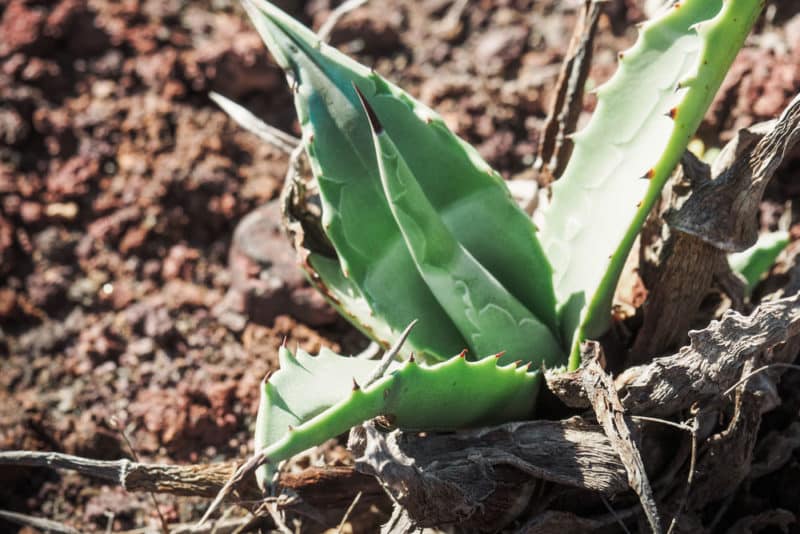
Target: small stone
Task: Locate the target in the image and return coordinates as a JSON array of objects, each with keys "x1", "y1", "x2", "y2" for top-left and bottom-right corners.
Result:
[{"x1": 45, "y1": 202, "x2": 78, "y2": 220}]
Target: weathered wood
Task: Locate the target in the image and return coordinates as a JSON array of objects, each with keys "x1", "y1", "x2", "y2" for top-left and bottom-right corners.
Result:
[
  {"x1": 0, "y1": 451, "x2": 386, "y2": 515},
  {"x1": 616, "y1": 291, "x2": 800, "y2": 417},
  {"x1": 536, "y1": 0, "x2": 602, "y2": 181},
  {"x1": 631, "y1": 93, "x2": 800, "y2": 363},
  {"x1": 349, "y1": 416, "x2": 629, "y2": 531},
  {"x1": 583, "y1": 353, "x2": 662, "y2": 534}
]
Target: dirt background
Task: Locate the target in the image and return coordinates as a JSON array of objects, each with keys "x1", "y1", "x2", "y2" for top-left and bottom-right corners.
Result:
[{"x1": 2, "y1": 0, "x2": 800, "y2": 531}]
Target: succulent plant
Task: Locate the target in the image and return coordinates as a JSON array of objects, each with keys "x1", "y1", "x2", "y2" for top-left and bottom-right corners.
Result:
[
  {"x1": 543, "y1": 0, "x2": 764, "y2": 365},
  {"x1": 225, "y1": 0, "x2": 765, "y2": 488}
]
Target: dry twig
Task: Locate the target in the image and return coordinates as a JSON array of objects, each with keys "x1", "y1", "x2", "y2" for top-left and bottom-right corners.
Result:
[
  {"x1": 582, "y1": 351, "x2": 662, "y2": 534},
  {"x1": 336, "y1": 491, "x2": 363, "y2": 534},
  {"x1": 0, "y1": 510, "x2": 80, "y2": 534},
  {"x1": 536, "y1": 0, "x2": 603, "y2": 180}
]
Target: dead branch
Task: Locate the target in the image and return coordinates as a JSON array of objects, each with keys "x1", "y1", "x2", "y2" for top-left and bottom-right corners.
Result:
[
  {"x1": 582, "y1": 352, "x2": 662, "y2": 534},
  {"x1": 349, "y1": 416, "x2": 629, "y2": 532},
  {"x1": 0, "y1": 451, "x2": 254, "y2": 499},
  {"x1": 669, "y1": 93, "x2": 800, "y2": 250},
  {"x1": 616, "y1": 291, "x2": 800, "y2": 416},
  {"x1": 0, "y1": 451, "x2": 386, "y2": 517},
  {"x1": 536, "y1": 0, "x2": 603, "y2": 181},
  {"x1": 0, "y1": 510, "x2": 81, "y2": 534},
  {"x1": 100, "y1": 517, "x2": 252, "y2": 534},
  {"x1": 688, "y1": 362, "x2": 765, "y2": 509},
  {"x1": 631, "y1": 92, "x2": 800, "y2": 363},
  {"x1": 547, "y1": 291, "x2": 800, "y2": 415}
]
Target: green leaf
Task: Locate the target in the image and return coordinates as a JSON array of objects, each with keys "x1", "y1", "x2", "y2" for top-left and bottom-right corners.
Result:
[
  {"x1": 242, "y1": 0, "x2": 560, "y2": 361},
  {"x1": 304, "y1": 252, "x2": 399, "y2": 349},
  {"x1": 729, "y1": 231, "x2": 790, "y2": 294},
  {"x1": 540, "y1": 0, "x2": 764, "y2": 368},
  {"x1": 356, "y1": 88, "x2": 564, "y2": 367},
  {"x1": 254, "y1": 345, "x2": 539, "y2": 489}
]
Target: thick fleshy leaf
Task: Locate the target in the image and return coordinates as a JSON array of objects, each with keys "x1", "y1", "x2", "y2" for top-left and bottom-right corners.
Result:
[
  {"x1": 242, "y1": 0, "x2": 559, "y2": 361},
  {"x1": 540, "y1": 0, "x2": 763, "y2": 367},
  {"x1": 304, "y1": 252, "x2": 397, "y2": 347},
  {"x1": 254, "y1": 346, "x2": 539, "y2": 489},
  {"x1": 356, "y1": 89, "x2": 565, "y2": 367}
]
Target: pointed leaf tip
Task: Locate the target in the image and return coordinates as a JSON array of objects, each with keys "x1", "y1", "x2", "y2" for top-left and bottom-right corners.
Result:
[{"x1": 352, "y1": 83, "x2": 383, "y2": 134}]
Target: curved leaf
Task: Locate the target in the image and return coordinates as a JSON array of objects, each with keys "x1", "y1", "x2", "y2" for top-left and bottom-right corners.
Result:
[
  {"x1": 357, "y1": 88, "x2": 564, "y2": 367},
  {"x1": 540, "y1": 0, "x2": 763, "y2": 367},
  {"x1": 243, "y1": 0, "x2": 559, "y2": 361},
  {"x1": 254, "y1": 346, "x2": 539, "y2": 489}
]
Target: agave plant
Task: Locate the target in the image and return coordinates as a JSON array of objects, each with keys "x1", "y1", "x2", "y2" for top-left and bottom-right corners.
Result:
[{"x1": 222, "y1": 0, "x2": 766, "y2": 489}]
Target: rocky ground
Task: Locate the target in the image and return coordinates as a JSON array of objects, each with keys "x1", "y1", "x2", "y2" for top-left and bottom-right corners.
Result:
[{"x1": 2, "y1": 0, "x2": 800, "y2": 531}]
